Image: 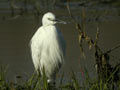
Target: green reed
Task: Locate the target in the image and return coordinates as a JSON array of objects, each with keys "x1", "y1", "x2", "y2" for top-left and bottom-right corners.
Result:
[{"x1": 0, "y1": 65, "x2": 119, "y2": 90}]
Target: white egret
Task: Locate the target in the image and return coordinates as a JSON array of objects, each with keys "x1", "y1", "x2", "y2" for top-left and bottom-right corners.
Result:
[{"x1": 30, "y1": 12, "x2": 66, "y2": 84}]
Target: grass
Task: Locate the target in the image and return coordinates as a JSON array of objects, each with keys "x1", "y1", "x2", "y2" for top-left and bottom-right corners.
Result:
[{"x1": 0, "y1": 65, "x2": 120, "y2": 90}]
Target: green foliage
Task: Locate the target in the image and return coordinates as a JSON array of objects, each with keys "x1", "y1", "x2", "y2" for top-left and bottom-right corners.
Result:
[{"x1": 0, "y1": 66, "x2": 119, "y2": 90}]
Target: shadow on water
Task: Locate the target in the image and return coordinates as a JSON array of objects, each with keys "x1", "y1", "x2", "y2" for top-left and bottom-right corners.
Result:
[{"x1": 0, "y1": 0, "x2": 120, "y2": 84}]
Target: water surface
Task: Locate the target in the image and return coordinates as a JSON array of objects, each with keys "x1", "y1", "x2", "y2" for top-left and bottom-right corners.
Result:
[{"x1": 0, "y1": 5, "x2": 120, "y2": 83}]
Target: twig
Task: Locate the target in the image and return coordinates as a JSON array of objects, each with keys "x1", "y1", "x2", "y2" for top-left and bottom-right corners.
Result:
[
  {"x1": 66, "y1": 2, "x2": 77, "y2": 24},
  {"x1": 105, "y1": 43, "x2": 120, "y2": 54},
  {"x1": 95, "y1": 25, "x2": 100, "y2": 45}
]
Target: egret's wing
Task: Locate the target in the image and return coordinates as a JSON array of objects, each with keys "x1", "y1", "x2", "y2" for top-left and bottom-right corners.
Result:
[{"x1": 30, "y1": 27, "x2": 43, "y2": 71}]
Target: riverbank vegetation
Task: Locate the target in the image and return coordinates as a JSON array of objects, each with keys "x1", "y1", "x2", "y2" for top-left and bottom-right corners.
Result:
[{"x1": 0, "y1": 65, "x2": 120, "y2": 90}]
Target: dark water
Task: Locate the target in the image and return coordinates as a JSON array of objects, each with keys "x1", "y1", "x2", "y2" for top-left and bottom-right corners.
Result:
[{"x1": 0, "y1": 5, "x2": 120, "y2": 83}]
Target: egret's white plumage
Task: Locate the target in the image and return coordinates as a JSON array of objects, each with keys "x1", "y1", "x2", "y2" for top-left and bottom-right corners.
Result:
[{"x1": 30, "y1": 12, "x2": 66, "y2": 83}]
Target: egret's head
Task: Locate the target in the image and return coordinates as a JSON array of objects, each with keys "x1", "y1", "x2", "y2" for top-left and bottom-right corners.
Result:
[{"x1": 42, "y1": 12, "x2": 66, "y2": 26}]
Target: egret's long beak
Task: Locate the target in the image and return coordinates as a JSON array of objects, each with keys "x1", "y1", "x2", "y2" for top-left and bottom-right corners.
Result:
[
  {"x1": 55, "y1": 19, "x2": 67, "y2": 24},
  {"x1": 48, "y1": 18, "x2": 67, "y2": 24}
]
